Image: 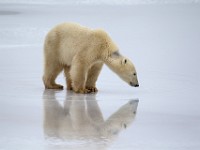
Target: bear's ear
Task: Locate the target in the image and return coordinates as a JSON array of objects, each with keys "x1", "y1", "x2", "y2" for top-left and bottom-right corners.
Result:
[
  {"x1": 111, "y1": 51, "x2": 120, "y2": 58},
  {"x1": 122, "y1": 58, "x2": 127, "y2": 65}
]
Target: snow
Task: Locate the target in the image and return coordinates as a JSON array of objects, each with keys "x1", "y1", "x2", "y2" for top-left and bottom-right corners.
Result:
[{"x1": 0, "y1": 1, "x2": 200, "y2": 150}]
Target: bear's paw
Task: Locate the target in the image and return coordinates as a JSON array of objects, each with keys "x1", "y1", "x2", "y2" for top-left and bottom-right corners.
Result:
[
  {"x1": 74, "y1": 88, "x2": 91, "y2": 94},
  {"x1": 86, "y1": 87, "x2": 98, "y2": 93}
]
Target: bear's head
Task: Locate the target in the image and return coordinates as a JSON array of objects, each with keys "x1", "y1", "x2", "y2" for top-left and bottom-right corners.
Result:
[
  {"x1": 118, "y1": 57, "x2": 139, "y2": 87},
  {"x1": 102, "y1": 99, "x2": 139, "y2": 139},
  {"x1": 106, "y1": 52, "x2": 139, "y2": 87}
]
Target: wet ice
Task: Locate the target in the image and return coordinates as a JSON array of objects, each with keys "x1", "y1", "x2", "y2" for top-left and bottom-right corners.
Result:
[{"x1": 0, "y1": 1, "x2": 200, "y2": 150}]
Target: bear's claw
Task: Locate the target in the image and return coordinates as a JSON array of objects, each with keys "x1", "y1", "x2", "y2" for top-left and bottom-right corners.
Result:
[
  {"x1": 74, "y1": 88, "x2": 91, "y2": 94},
  {"x1": 67, "y1": 87, "x2": 73, "y2": 91},
  {"x1": 86, "y1": 87, "x2": 98, "y2": 93}
]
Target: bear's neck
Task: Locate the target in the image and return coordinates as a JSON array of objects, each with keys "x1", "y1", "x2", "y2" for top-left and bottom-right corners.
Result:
[{"x1": 104, "y1": 57, "x2": 121, "y2": 74}]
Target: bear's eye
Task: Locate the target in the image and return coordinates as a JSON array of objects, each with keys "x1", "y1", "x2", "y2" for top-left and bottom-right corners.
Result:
[
  {"x1": 124, "y1": 59, "x2": 127, "y2": 64},
  {"x1": 133, "y1": 73, "x2": 136, "y2": 76},
  {"x1": 122, "y1": 58, "x2": 127, "y2": 65}
]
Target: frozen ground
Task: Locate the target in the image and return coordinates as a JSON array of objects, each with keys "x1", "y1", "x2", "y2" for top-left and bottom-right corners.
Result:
[{"x1": 0, "y1": 1, "x2": 200, "y2": 150}]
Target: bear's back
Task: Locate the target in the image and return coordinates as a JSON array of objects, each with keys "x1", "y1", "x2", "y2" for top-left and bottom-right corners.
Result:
[
  {"x1": 50, "y1": 23, "x2": 92, "y2": 65},
  {"x1": 45, "y1": 22, "x2": 118, "y2": 66},
  {"x1": 55, "y1": 23, "x2": 90, "y2": 38}
]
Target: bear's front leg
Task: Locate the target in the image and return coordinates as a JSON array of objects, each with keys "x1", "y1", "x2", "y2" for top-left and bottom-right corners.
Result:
[
  {"x1": 86, "y1": 62, "x2": 103, "y2": 92},
  {"x1": 70, "y1": 60, "x2": 91, "y2": 94}
]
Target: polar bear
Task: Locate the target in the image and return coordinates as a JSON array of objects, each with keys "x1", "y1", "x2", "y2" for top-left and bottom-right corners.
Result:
[
  {"x1": 43, "y1": 23, "x2": 139, "y2": 93},
  {"x1": 43, "y1": 90, "x2": 139, "y2": 142}
]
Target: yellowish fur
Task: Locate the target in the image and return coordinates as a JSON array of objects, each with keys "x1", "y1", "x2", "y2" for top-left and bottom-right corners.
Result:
[{"x1": 43, "y1": 23, "x2": 139, "y2": 93}]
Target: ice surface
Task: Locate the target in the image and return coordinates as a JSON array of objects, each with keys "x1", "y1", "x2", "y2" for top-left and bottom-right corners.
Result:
[{"x1": 0, "y1": 1, "x2": 200, "y2": 150}]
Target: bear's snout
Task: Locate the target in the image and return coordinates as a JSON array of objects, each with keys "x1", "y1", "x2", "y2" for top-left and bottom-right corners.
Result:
[
  {"x1": 130, "y1": 82, "x2": 139, "y2": 87},
  {"x1": 135, "y1": 84, "x2": 139, "y2": 87}
]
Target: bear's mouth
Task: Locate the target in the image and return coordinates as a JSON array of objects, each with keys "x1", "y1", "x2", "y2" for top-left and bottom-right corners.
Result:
[
  {"x1": 129, "y1": 82, "x2": 135, "y2": 87},
  {"x1": 130, "y1": 82, "x2": 139, "y2": 87}
]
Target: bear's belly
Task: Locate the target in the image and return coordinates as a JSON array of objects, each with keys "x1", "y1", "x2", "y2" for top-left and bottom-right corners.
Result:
[
  {"x1": 59, "y1": 50, "x2": 75, "y2": 66},
  {"x1": 58, "y1": 38, "x2": 85, "y2": 66},
  {"x1": 59, "y1": 45, "x2": 78, "y2": 66}
]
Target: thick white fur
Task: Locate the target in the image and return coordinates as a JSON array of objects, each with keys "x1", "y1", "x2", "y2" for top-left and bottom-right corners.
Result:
[{"x1": 43, "y1": 23, "x2": 139, "y2": 93}]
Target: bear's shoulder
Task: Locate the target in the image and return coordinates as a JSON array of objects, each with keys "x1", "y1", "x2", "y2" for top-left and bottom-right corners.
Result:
[
  {"x1": 92, "y1": 29, "x2": 109, "y2": 39},
  {"x1": 91, "y1": 29, "x2": 118, "y2": 53}
]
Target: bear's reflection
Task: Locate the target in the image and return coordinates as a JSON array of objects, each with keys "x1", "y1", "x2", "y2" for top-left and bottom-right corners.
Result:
[{"x1": 43, "y1": 90, "x2": 139, "y2": 141}]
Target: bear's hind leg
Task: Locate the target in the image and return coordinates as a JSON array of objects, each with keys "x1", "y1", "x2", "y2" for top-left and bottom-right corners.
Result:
[
  {"x1": 43, "y1": 62, "x2": 64, "y2": 89},
  {"x1": 64, "y1": 66, "x2": 73, "y2": 90},
  {"x1": 86, "y1": 62, "x2": 103, "y2": 92},
  {"x1": 70, "y1": 59, "x2": 91, "y2": 94}
]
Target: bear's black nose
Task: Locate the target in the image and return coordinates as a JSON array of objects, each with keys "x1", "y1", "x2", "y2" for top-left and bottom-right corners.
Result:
[{"x1": 135, "y1": 84, "x2": 139, "y2": 87}]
